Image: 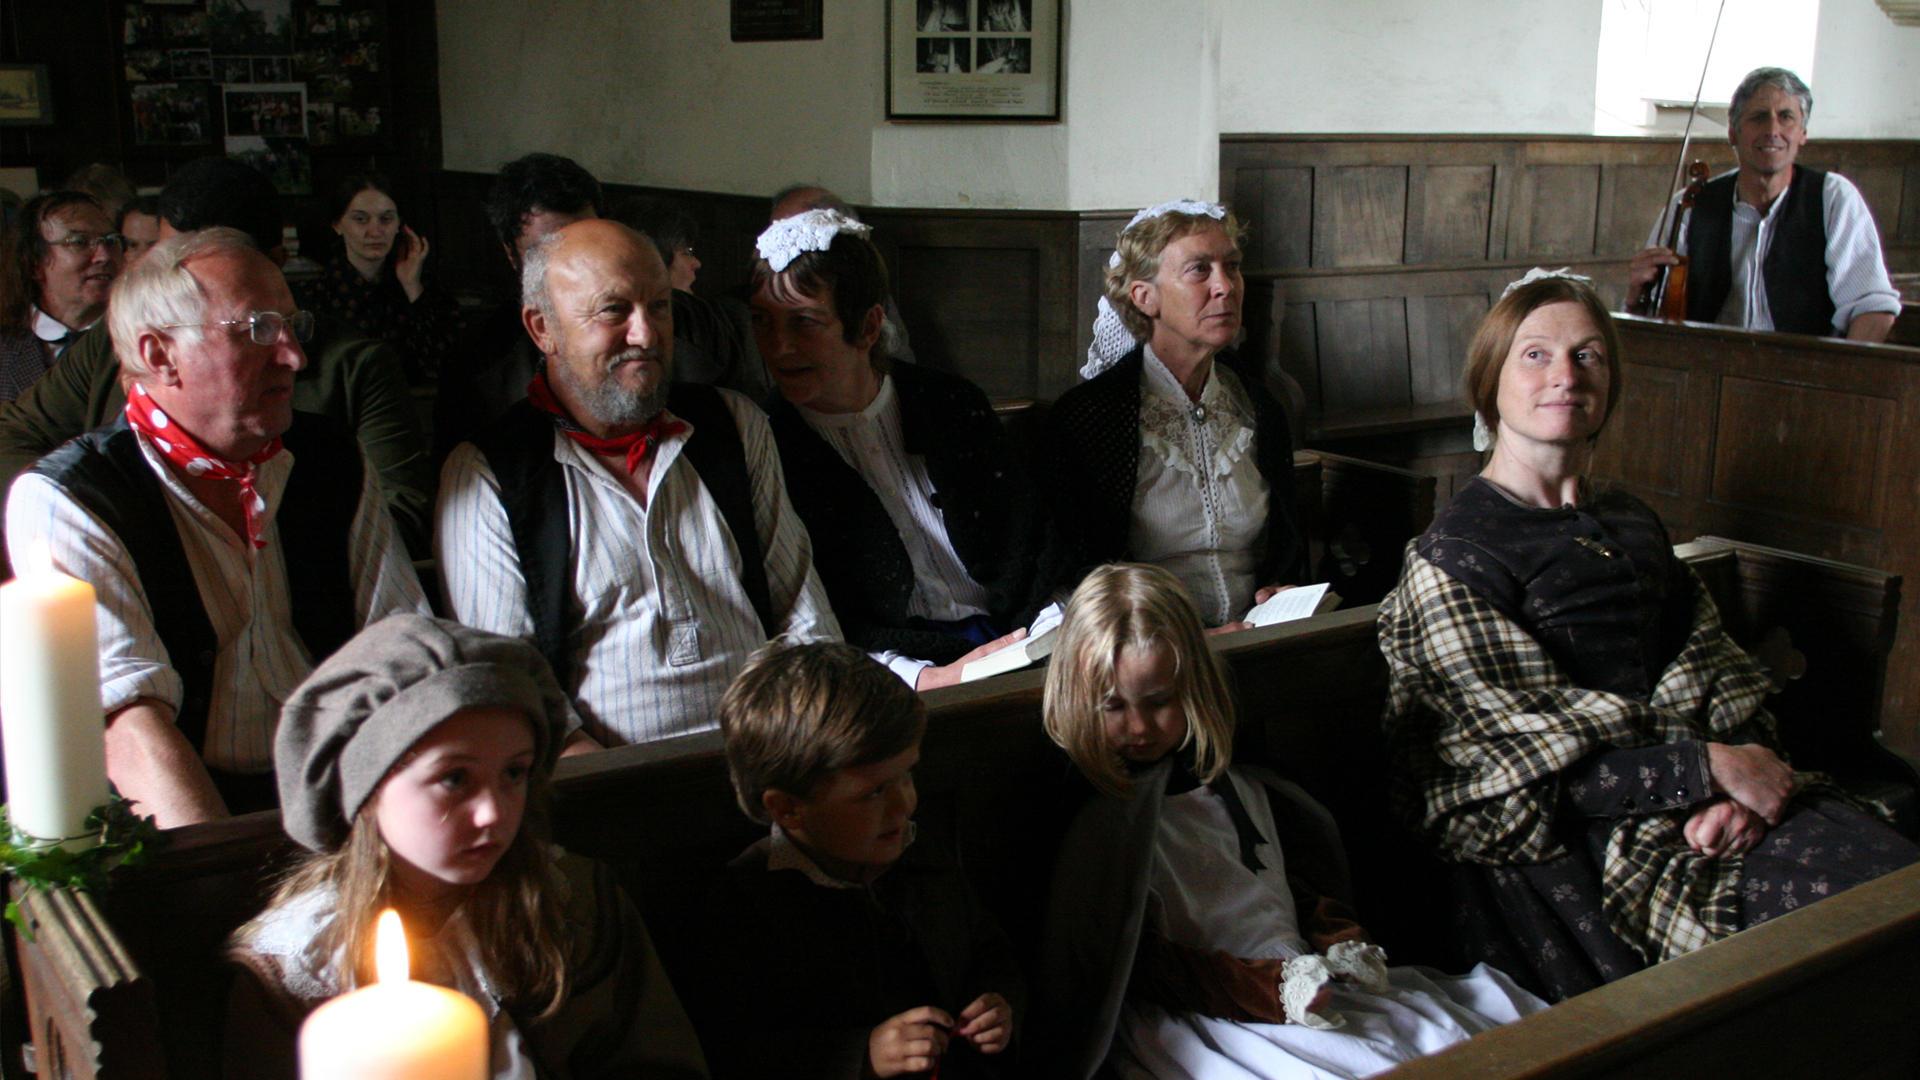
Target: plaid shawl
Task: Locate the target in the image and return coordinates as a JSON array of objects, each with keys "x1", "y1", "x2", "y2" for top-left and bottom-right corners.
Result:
[{"x1": 1378, "y1": 550, "x2": 1811, "y2": 962}]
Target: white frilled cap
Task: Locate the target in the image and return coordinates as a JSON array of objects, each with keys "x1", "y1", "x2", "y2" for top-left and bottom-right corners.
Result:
[
  {"x1": 1081, "y1": 198, "x2": 1231, "y2": 380},
  {"x1": 1502, "y1": 265, "x2": 1593, "y2": 299},
  {"x1": 755, "y1": 208, "x2": 873, "y2": 272}
]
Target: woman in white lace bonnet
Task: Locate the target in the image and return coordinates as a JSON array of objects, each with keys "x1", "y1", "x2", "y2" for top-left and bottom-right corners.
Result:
[
  {"x1": 748, "y1": 209, "x2": 1071, "y2": 691},
  {"x1": 1038, "y1": 200, "x2": 1306, "y2": 629}
]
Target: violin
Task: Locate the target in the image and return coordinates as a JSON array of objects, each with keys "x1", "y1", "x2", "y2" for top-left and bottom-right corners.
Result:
[
  {"x1": 1637, "y1": 159, "x2": 1710, "y2": 320},
  {"x1": 1631, "y1": 0, "x2": 1727, "y2": 322}
]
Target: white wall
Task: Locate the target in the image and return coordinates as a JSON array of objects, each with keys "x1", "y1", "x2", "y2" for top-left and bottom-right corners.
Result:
[
  {"x1": 437, "y1": 1, "x2": 1918, "y2": 212},
  {"x1": 1216, "y1": 0, "x2": 1602, "y2": 135},
  {"x1": 439, "y1": 0, "x2": 1219, "y2": 211},
  {"x1": 1810, "y1": 0, "x2": 1920, "y2": 139},
  {"x1": 438, "y1": 0, "x2": 879, "y2": 202}
]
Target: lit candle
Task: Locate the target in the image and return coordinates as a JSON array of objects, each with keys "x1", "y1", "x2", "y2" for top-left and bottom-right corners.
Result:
[
  {"x1": 298, "y1": 910, "x2": 489, "y2": 1080},
  {"x1": 0, "y1": 567, "x2": 110, "y2": 845}
]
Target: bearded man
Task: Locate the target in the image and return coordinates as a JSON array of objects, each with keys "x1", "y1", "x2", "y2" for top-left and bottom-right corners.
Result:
[{"x1": 435, "y1": 220, "x2": 838, "y2": 745}]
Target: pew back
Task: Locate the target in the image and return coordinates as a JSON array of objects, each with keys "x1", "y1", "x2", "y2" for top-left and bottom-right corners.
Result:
[{"x1": 5, "y1": 541, "x2": 1908, "y2": 1079}]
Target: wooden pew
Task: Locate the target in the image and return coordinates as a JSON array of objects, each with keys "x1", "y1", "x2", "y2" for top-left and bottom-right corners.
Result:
[
  {"x1": 1594, "y1": 315, "x2": 1920, "y2": 761},
  {"x1": 6, "y1": 541, "x2": 1911, "y2": 1079}
]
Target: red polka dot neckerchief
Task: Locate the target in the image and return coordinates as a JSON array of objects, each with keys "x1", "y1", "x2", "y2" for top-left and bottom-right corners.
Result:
[{"x1": 124, "y1": 382, "x2": 282, "y2": 550}]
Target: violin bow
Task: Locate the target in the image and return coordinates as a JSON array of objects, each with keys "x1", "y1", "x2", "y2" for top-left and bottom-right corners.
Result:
[{"x1": 1654, "y1": 0, "x2": 1731, "y2": 246}]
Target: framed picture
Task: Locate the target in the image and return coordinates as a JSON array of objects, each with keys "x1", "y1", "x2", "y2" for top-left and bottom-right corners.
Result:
[
  {"x1": 0, "y1": 64, "x2": 54, "y2": 126},
  {"x1": 887, "y1": 0, "x2": 1058, "y2": 121}
]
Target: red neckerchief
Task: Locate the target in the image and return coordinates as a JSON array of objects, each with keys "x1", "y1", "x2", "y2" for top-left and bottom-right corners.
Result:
[
  {"x1": 124, "y1": 383, "x2": 282, "y2": 550},
  {"x1": 524, "y1": 370, "x2": 686, "y2": 474}
]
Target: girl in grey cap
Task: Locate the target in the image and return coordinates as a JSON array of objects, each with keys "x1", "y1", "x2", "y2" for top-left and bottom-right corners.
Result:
[{"x1": 225, "y1": 613, "x2": 708, "y2": 1079}]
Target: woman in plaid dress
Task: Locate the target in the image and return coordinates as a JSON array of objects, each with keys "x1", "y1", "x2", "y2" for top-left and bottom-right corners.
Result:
[{"x1": 1377, "y1": 271, "x2": 1916, "y2": 1001}]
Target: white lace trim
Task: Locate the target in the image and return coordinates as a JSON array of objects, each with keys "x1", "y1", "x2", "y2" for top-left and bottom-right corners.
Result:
[
  {"x1": 1278, "y1": 941, "x2": 1392, "y2": 1028},
  {"x1": 756, "y1": 209, "x2": 872, "y2": 272},
  {"x1": 1138, "y1": 355, "x2": 1257, "y2": 482},
  {"x1": 1502, "y1": 265, "x2": 1593, "y2": 299}
]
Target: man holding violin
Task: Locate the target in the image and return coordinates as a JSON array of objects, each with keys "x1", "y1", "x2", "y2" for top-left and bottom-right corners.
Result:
[{"x1": 1627, "y1": 66, "x2": 1900, "y2": 343}]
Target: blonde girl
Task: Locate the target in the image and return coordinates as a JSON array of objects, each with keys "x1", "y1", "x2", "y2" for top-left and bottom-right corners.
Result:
[{"x1": 1036, "y1": 564, "x2": 1542, "y2": 1080}]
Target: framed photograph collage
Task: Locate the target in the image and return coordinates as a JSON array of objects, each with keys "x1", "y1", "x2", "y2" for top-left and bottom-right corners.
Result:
[
  {"x1": 887, "y1": 0, "x2": 1059, "y2": 121},
  {"x1": 117, "y1": 0, "x2": 392, "y2": 193}
]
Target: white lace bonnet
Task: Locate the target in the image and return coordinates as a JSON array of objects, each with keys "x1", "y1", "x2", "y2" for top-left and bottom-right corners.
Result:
[
  {"x1": 1081, "y1": 199, "x2": 1229, "y2": 380},
  {"x1": 755, "y1": 208, "x2": 873, "y2": 273},
  {"x1": 1471, "y1": 266, "x2": 1597, "y2": 451}
]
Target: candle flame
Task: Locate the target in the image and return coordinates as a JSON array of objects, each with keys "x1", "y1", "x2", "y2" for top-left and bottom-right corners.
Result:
[{"x1": 374, "y1": 909, "x2": 409, "y2": 984}]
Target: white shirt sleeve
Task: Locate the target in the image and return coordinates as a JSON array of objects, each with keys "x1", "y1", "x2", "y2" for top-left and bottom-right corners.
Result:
[
  {"x1": 721, "y1": 389, "x2": 842, "y2": 644},
  {"x1": 5, "y1": 471, "x2": 184, "y2": 714},
  {"x1": 1822, "y1": 172, "x2": 1903, "y2": 333},
  {"x1": 434, "y1": 442, "x2": 539, "y2": 640}
]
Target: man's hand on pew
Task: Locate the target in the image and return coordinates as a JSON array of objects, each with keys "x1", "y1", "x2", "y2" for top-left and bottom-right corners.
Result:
[
  {"x1": 914, "y1": 628, "x2": 1027, "y2": 691},
  {"x1": 1706, "y1": 741, "x2": 1795, "y2": 825},
  {"x1": 867, "y1": 1005, "x2": 953, "y2": 1077},
  {"x1": 1684, "y1": 797, "x2": 1767, "y2": 857},
  {"x1": 955, "y1": 991, "x2": 1013, "y2": 1054},
  {"x1": 103, "y1": 698, "x2": 229, "y2": 829}
]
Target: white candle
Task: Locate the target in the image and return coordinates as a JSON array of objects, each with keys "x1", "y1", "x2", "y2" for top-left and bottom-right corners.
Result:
[
  {"x1": 299, "y1": 909, "x2": 489, "y2": 1080},
  {"x1": 0, "y1": 568, "x2": 110, "y2": 845}
]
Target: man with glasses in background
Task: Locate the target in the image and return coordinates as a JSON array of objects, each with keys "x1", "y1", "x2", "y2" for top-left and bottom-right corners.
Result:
[
  {"x1": 0, "y1": 157, "x2": 434, "y2": 560},
  {"x1": 0, "y1": 191, "x2": 124, "y2": 402},
  {"x1": 5, "y1": 227, "x2": 427, "y2": 828}
]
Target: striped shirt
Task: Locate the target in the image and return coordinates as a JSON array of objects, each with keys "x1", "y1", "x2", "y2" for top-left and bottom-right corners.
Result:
[
  {"x1": 1657, "y1": 169, "x2": 1901, "y2": 334},
  {"x1": 797, "y1": 374, "x2": 992, "y2": 623},
  {"x1": 5, "y1": 431, "x2": 428, "y2": 773},
  {"x1": 435, "y1": 389, "x2": 839, "y2": 746}
]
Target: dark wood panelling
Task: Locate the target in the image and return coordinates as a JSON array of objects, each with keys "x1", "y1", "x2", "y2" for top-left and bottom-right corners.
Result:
[
  {"x1": 1229, "y1": 166, "x2": 1313, "y2": 269},
  {"x1": 1510, "y1": 164, "x2": 1601, "y2": 259},
  {"x1": 1594, "y1": 316, "x2": 1920, "y2": 757},
  {"x1": 893, "y1": 246, "x2": 1039, "y2": 399},
  {"x1": 1596, "y1": 163, "x2": 1674, "y2": 256},
  {"x1": 1404, "y1": 292, "x2": 1486, "y2": 405},
  {"x1": 1849, "y1": 165, "x2": 1907, "y2": 246},
  {"x1": 1311, "y1": 165, "x2": 1407, "y2": 268},
  {"x1": 1904, "y1": 165, "x2": 1920, "y2": 242},
  {"x1": 1404, "y1": 165, "x2": 1493, "y2": 264},
  {"x1": 1591, "y1": 363, "x2": 1693, "y2": 497},
  {"x1": 1319, "y1": 297, "x2": 1410, "y2": 412},
  {"x1": 1225, "y1": 136, "x2": 1920, "y2": 491},
  {"x1": 1710, "y1": 376, "x2": 1893, "y2": 529}
]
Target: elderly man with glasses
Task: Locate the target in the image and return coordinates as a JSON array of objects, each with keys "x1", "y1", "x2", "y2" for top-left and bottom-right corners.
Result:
[
  {"x1": 0, "y1": 191, "x2": 126, "y2": 402},
  {"x1": 5, "y1": 227, "x2": 427, "y2": 828}
]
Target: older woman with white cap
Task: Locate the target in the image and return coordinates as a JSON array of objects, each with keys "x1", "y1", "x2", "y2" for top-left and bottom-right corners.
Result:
[
  {"x1": 226, "y1": 614, "x2": 707, "y2": 1079},
  {"x1": 1039, "y1": 200, "x2": 1305, "y2": 629}
]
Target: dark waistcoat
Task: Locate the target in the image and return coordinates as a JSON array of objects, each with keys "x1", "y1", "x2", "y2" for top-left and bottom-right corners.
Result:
[
  {"x1": 765, "y1": 361, "x2": 1059, "y2": 664},
  {"x1": 28, "y1": 412, "x2": 362, "y2": 750},
  {"x1": 1686, "y1": 166, "x2": 1836, "y2": 336},
  {"x1": 469, "y1": 384, "x2": 772, "y2": 689}
]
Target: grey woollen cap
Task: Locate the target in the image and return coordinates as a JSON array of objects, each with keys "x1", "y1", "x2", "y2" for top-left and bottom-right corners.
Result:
[{"x1": 275, "y1": 614, "x2": 573, "y2": 851}]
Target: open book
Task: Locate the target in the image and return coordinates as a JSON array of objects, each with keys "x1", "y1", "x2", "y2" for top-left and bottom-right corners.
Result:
[
  {"x1": 959, "y1": 602, "x2": 1065, "y2": 683},
  {"x1": 1241, "y1": 582, "x2": 1342, "y2": 627}
]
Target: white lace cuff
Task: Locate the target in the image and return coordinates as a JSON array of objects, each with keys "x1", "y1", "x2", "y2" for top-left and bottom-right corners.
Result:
[
  {"x1": 1325, "y1": 940, "x2": 1389, "y2": 992},
  {"x1": 1279, "y1": 954, "x2": 1344, "y2": 1029}
]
